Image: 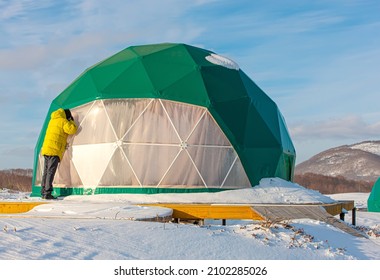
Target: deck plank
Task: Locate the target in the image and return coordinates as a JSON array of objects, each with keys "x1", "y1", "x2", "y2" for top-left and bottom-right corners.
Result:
[{"x1": 253, "y1": 205, "x2": 365, "y2": 238}]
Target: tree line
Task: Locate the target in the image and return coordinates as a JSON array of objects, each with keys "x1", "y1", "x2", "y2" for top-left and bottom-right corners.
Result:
[
  {"x1": 0, "y1": 169, "x2": 32, "y2": 192},
  {"x1": 294, "y1": 172, "x2": 374, "y2": 194},
  {"x1": 0, "y1": 169, "x2": 375, "y2": 194}
]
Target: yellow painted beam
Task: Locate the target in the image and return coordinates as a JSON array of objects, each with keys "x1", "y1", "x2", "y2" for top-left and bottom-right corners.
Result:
[
  {"x1": 0, "y1": 202, "x2": 47, "y2": 214},
  {"x1": 143, "y1": 201, "x2": 354, "y2": 222},
  {"x1": 323, "y1": 200, "x2": 355, "y2": 216},
  {"x1": 142, "y1": 204, "x2": 264, "y2": 220}
]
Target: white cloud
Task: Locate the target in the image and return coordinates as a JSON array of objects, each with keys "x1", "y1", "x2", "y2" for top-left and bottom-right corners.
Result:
[{"x1": 290, "y1": 115, "x2": 380, "y2": 140}]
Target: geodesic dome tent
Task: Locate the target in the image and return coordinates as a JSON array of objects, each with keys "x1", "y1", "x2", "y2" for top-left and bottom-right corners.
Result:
[{"x1": 32, "y1": 43, "x2": 296, "y2": 197}]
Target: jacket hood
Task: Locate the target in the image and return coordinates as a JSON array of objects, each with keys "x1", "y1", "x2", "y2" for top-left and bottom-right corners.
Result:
[{"x1": 51, "y1": 108, "x2": 66, "y2": 119}]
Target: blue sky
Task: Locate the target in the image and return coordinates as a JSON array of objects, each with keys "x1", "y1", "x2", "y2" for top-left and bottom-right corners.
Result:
[{"x1": 0, "y1": 0, "x2": 379, "y2": 169}]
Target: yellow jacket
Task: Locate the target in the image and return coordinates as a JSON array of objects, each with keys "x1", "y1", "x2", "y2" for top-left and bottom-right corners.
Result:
[{"x1": 41, "y1": 108, "x2": 78, "y2": 160}]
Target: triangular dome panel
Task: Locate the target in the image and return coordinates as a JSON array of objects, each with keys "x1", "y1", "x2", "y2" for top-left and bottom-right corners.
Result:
[
  {"x1": 98, "y1": 147, "x2": 140, "y2": 186},
  {"x1": 103, "y1": 98, "x2": 152, "y2": 140},
  {"x1": 102, "y1": 61, "x2": 156, "y2": 97},
  {"x1": 161, "y1": 99, "x2": 206, "y2": 142},
  {"x1": 187, "y1": 146, "x2": 236, "y2": 188},
  {"x1": 222, "y1": 157, "x2": 251, "y2": 188},
  {"x1": 71, "y1": 143, "x2": 116, "y2": 187},
  {"x1": 123, "y1": 99, "x2": 181, "y2": 144},
  {"x1": 122, "y1": 144, "x2": 181, "y2": 186},
  {"x1": 187, "y1": 112, "x2": 230, "y2": 146},
  {"x1": 159, "y1": 150, "x2": 206, "y2": 187},
  {"x1": 72, "y1": 100, "x2": 117, "y2": 145}
]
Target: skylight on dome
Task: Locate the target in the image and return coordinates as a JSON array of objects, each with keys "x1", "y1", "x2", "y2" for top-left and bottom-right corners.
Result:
[{"x1": 205, "y1": 53, "x2": 240, "y2": 70}]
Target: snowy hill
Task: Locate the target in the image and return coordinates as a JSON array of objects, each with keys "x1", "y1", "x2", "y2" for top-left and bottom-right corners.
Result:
[{"x1": 296, "y1": 140, "x2": 380, "y2": 182}]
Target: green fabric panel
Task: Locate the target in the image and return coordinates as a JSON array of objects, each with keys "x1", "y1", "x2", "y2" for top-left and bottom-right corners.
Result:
[
  {"x1": 240, "y1": 71, "x2": 273, "y2": 103},
  {"x1": 287, "y1": 153, "x2": 296, "y2": 181},
  {"x1": 89, "y1": 58, "x2": 139, "y2": 93},
  {"x1": 101, "y1": 60, "x2": 156, "y2": 98},
  {"x1": 202, "y1": 67, "x2": 248, "y2": 102},
  {"x1": 130, "y1": 43, "x2": 178, "y2": 56},
  {"x1": 277, "y1": 110, "x2": 296, "y2": 155},
  {"x1": 140, "y1": 45, "x2": 198, "y2": 93},
  {"x1": 244, "y1": 101, "x2": 280, "y2": 148},
  {"x1": 251, "y1": 99, "x2": 281, "y2": 145},
  {"x1": 94, "y1": 187, "x2": 232, "y2": 194},
  {"x1": 238, "y1": 71, "x2": 283, "y2": 147},
  {"x1": 95, "y1": 47, "x2": 139, "y2": 67},
  {"x1": 31, "y1": 185, "x2": 232, "y2": 197},
  {"x1": 240, "y1": 147, "x2": 282, "y2": 186},
  {"x1": 240, "y1": 71, "x2": 282, "y2": 144},
  {"x1": 160, "y1": 70, "x2": 210, "y2": 106},
  {"x1": 31, "y1": 186, "x2": 84, "y2": 197},
  {"x1": 183, "y1": 44, "x2": 215, "y2": 67},
  {"x1": 368, "y1": 178, "x2": 380, "y2": 212},
  {"x1": 52, "y1": 73, "x2": 99, "y2": 108},
  {"x1": 200, "y1": 64, "x2": 251, "y2": 148},
  {"x1": 274, "y1": 153, "x2": 296, "y2": 181},
  {"x1": 210, "y1": 97, "x2": 250, "y2": 146}
]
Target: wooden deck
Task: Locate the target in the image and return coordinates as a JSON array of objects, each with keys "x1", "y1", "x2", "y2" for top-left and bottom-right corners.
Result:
[
  {"x1": 142, "y1": 201, "x2": 355, "y2": 221},
  {"x1": 142, "y1": 200, "x2": 364, "y2": 237}
]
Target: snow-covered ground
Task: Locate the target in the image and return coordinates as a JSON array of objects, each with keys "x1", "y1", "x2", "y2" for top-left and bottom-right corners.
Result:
[{"x1": 0, "y1": 178, "x2": 379, "y2": 278}]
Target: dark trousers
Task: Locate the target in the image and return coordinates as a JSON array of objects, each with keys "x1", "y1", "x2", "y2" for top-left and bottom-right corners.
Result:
[{"x1": 41, "y1": 155, "x2": 60, "y2": 196}]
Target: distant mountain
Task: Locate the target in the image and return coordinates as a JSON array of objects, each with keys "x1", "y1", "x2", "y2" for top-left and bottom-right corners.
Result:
[{"x1": 295, "y1": 140, "x2": 380, "y2": 183}]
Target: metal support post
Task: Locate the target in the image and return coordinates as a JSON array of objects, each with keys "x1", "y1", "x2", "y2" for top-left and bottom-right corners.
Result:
[
  {"x1": 339, "y1": 212, "x2": 345, "y2": 221},
  {"x1": 352, "y1": 207, "x2": 356, "y2": 226}
]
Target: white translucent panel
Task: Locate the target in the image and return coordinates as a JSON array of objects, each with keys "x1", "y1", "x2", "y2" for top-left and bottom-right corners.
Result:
[
  {"x1": 35, "y1": 154, "x2": 44, "y2": 185},
  {"x1": 161, "y1": 100, "x2": 206, "y2": 141},
  {"x1": 54, "y1": 146, "x2": 83, "y2": 186},
  {"x1": 187, "y1": 112, "x2": 230, "y2": 146},
  {"x1": 222, "y1": 158, "x2": 251, "y2": 188},
  {"x1": 159, "y1": 150, "x2": 205, "y2": 187},
  {"x1": 71, "y1": 143, "x2": 116, "y2": 187},
  {"x1": 66, "y1": 133, "x2": 76, "y2": 148},
  {"x1": 72, "y1": 100, "x2": 117, "y2": 145},
  {"x1": 71, "y1": 102, "x2": 93, "y2": 128},
  {"x1": 187, "y1": 146, "x2": 236, "y2": 188},
  {"x1": 123, "y1": 144, "x2": 181, "y2": 186},
  {"x1": 123, "y1": 99, "x2": 180, "y2": 144},
  {"x1": 98, "y1": 147, "x2": 140, "y2": 186},
  {"x1": 46, "y1": 98, "x2": 252, "y2": 191},
  {"x1": 103, "y1": 99, "x2": 152, "y2": 139}
]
